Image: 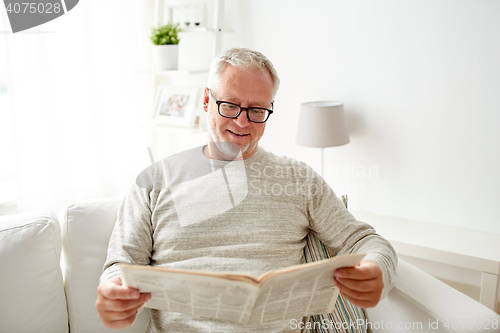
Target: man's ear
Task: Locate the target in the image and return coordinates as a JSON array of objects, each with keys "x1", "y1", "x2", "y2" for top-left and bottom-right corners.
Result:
[{"x1": 203, "y1": 88, "x2": 210, "y2": 113}]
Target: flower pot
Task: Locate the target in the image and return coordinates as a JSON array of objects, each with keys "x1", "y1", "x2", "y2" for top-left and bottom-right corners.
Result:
[{"x1": 153, "y1": 44, "x2": 179, "y2": 70}]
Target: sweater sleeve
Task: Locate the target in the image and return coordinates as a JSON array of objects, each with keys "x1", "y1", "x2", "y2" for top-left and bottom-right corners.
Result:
[
  {"x1": 100, "y1": 180, "x2": 156, "y2": 284},
  {"x1": 305, "y1": 167, "x2": 398, "y2": 301}
]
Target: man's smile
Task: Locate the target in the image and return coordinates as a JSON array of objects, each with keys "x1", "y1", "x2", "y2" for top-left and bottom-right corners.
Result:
[{"x1": 227, "y1": 129, "x2": 250, "y2": 137}]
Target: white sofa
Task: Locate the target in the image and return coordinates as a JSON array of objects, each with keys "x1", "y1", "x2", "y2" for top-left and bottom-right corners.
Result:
[{"x1": 0, "y1": 197, "x2": 498, "y2": 333}]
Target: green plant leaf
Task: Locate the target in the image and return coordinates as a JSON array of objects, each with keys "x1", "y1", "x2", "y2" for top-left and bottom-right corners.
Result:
[{"x1": 150, "y1": 23, "x2": 181, "y2": 45}]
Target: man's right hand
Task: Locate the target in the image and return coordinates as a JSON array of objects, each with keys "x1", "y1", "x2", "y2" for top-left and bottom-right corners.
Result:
[{"x1": 95, "y1": 275, "x2": 151, "y2": 329}]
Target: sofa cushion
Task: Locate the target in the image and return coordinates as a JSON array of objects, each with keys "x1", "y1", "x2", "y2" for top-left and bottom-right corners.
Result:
[
  {"x1": 59, "y1": 197, "x2": 150, "y2": 333},
  {"x1": 304, "y1": 231, "x2": 368, "y2": 332},
  {"x1": 0, "y1": 211, "x2": 68, "y2": 333}
]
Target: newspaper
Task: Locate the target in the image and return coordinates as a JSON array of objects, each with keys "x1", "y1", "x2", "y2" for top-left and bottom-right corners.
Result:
[{"x1": 120, "y1": 253, "x2": 364, "y2": 325}]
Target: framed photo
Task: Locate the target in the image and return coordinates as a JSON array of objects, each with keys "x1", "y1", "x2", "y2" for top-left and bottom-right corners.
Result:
[{"x1": 153, "y1": 86, "x2": 199, "y2": 127}]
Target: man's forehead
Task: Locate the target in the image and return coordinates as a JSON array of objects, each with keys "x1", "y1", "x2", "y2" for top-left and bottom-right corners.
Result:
[
  {"x1": 217, "y1": 66, "x2": 273, "y2": 105},
  {"x1": 217, "y1": 91, "x2": 272, "y2": 105}
]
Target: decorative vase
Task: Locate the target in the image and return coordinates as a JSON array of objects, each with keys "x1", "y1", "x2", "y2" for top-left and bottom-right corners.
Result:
[{"x1": 153, "y1": 44, "x2": 179, "y2": 70}]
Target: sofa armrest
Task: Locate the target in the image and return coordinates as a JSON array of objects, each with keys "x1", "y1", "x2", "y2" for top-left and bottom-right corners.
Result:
[
  {"x1": 0, "y1": 211, "x2": 68, "y2": 333},
  {"x1": 365, "y1": 259, "x2": 500, "y2": 332}
]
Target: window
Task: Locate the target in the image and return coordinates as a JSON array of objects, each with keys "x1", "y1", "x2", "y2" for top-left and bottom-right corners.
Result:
[{"x1": 0, "y1": 11, "x2": 18, "y2": 215}]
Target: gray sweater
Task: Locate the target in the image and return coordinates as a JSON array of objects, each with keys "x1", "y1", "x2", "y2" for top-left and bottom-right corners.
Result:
[{"x1": 102, "y1": 146, "x2": 397, "y2": 332}]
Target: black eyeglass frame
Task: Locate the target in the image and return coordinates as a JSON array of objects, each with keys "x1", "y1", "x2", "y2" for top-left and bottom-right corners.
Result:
[{"x1": 208, "y1": 89, "x2": 274, "y2": 123}]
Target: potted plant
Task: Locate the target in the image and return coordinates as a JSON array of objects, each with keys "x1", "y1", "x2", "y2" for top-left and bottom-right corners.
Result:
[{"x1": 150, "y1": 23, "x2": 181, "y2": 70}]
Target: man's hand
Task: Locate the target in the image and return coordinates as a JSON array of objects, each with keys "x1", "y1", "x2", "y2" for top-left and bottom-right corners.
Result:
[
  {"x1": 334, "y1": 260, "x2": 384, "y2": 308},
  {"x1": 95, "y1": 276, "x2": 151, "y2": 329}
]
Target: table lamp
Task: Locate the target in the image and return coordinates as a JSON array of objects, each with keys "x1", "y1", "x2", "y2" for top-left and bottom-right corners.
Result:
[{"x1": 296, "y1": 101, "x2": 350, "y2": 178}]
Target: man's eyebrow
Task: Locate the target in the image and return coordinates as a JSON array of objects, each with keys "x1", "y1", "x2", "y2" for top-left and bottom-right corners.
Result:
[{"x1": 220, "y1": 96, "x2": 272, "y2": 108}]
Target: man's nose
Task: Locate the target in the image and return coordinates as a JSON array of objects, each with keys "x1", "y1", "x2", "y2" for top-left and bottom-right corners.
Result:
[{"x1": 233, "y1": 109, "x2": 251, "y2": 127}]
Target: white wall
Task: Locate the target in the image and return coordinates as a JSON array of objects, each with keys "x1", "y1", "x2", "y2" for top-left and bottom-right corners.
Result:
[{"x1": 223, "y1": 0, "x2": 500, "y2": 235}]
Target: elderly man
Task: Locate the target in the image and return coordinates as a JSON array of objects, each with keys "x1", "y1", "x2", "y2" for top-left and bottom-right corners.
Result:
[{"x1": 96, "y1": 48, "x2": 397, "y2": 332}]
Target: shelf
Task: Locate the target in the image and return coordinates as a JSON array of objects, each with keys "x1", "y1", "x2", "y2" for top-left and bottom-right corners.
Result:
[
  {"x1": 178, "y1": 28, "x2": 232, "y2": 34},
  {"x1": 139, "y1": 121, "x2": 206, "y2": 134}
]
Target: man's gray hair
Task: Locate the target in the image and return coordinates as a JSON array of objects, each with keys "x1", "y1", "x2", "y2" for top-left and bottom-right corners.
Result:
[{"x1": 207, "y1": 47, "x2": 280, "y2": 100}]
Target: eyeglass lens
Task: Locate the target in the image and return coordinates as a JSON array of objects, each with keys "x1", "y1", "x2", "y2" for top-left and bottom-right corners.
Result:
[{"x1": 219, "y1": 103, "x2": 269, "y2": 122}]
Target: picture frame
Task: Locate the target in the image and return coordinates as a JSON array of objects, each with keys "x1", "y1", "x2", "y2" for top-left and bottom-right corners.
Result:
[{"x1": 153, "y1": 86, "x2": 199, "y2": 127}]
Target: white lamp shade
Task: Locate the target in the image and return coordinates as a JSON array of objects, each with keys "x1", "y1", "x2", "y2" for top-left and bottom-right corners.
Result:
[{"x1": 296, "y1": 101, "x2": 350, "y2": 148}]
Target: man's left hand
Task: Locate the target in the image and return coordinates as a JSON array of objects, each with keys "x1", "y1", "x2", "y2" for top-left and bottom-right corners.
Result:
[{"x1": 334, "y1": 260, "x2": 384, "y2": 308}]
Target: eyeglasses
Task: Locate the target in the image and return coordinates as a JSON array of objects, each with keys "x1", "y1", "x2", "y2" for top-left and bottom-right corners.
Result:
[{"x1": 208, "y1": 89, "x2": 273, "y2": 123}]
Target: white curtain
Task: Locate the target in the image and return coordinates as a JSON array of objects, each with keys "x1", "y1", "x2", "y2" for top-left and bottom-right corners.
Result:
[{"x1": 4, "y1": 1, "x2": 155, "y2": 213}]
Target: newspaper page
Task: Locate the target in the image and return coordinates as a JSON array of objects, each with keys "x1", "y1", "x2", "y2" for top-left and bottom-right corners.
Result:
[
  {"x1": 120, "y1": 253, "x2": 364, "y2": 325},
  {"x1": 121, "y1": 267, "x2": 260, "y2": 324},
  {"x1": 247, "y1": 253, "x2": 365, "y2": 325}
]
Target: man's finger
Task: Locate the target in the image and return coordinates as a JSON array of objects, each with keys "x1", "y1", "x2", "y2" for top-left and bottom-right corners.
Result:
[
  {"x1": 97, "y1": 293, "x2": 151, "y2": 312},
  {"x1": 99, "y1": 282, "x2": 141, "y2": 300},
  {"x1": 335, "y1": 261, "x2": 381, "y2": 280},
  {"x1": 335, "y1": 279, "x2": 375, "y2": 302},
  {"x1": 335, "y1": 276, "x2": 380, "y2": 292},
  {"x1": 100, "y1": 303, "x2": 144, "y2": 321}
]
